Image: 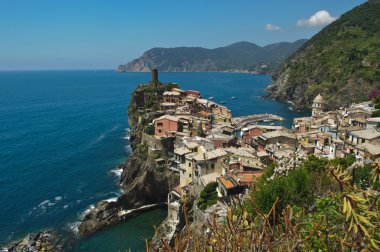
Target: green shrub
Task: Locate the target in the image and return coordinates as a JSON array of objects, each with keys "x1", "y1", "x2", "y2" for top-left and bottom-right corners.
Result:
[
  {"x1": 197, "y1": 182, "x2": 218, "y2": 211},
  {"x1": 254, "y1": 166, "x2": 314, "y2": 216},
  {"x1": 145, "y1": 124, "x2": 155, "y2": 135}
]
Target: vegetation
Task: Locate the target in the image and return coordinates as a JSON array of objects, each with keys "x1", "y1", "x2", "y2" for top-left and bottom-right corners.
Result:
[
  {"x1": 128, "y1": 81, "x2": 179, "y2": 131},
  {"x1": 117, "y1": 40, "x2": 307, "y2": 74},
  {"x1": 152, "y1": 156, "x2": 380, "y2": 251},
  {"x1": 267, "y1": 0, "x2": 380, "y2": 109},
  {"x1": 145, "y1": 124, "x2": 155, "y2": 135},
  {"x1": 371, "y1": 94, "x2": 380, "y2": 117},
  {"x1": 197, "y1": 182, "x2": 218, "y2": 211}
]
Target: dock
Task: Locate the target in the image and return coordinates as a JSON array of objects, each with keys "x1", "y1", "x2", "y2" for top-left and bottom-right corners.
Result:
[{"x1": 232, "y1": 114, "x2": 285, "y2": 129}]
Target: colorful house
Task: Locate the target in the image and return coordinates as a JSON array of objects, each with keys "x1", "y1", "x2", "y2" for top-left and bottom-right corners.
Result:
[{"x1": 154, "y1": 115, "x2": 181, "y2": 138}]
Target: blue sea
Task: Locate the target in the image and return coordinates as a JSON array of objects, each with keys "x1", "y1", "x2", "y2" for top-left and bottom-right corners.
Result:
[{"x1": 0, "y1": 71, "x2": 307, "y2": 251}]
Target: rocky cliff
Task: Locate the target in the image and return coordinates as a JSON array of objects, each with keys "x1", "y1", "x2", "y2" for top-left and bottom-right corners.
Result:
[
  {"x1": 78, "y1": 83, "x2": 178, "y2": 237},
  {"x1": 265, "y1": 0, "x2": 380, "y2": 110},
  {"x1": 117, "y1": 40, "x2": 307, "y2": 74}
]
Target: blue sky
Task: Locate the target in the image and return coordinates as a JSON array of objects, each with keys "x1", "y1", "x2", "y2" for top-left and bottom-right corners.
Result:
[{"x1": 0, "y1": 0, "x2": 366, "y2": 70}]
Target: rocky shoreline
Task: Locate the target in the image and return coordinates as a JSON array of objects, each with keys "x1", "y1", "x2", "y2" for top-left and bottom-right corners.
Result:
[
  {"x1": 3, "y1": 231, "x2": 64, "y2": 252},
  {"x1": 78, "y1": 145, "x2": 178, "y2": 237},
  {"x1": 78, "y1": 82, "x2": 178, "y2": 238},
  {"x1": 3, "y1": 81, "x2": 180, "y2": 250}
]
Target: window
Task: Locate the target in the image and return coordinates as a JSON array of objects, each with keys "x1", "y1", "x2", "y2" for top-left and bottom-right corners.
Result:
[
  {"x1": 158, "y1": 130, "x2": 162, "y2": 133},
  {"x1": 211, "y1": 164, "x2": 215, "y2": 169},
  {"x1": 188, "y1": 162, "x2": 192, "y2": 167},
  {"x1": 189, "y1": 174, "x2": 192, "y2": 178},
  {"x1": 157, "y1": 123, "x2": 163, "y2": 127}
]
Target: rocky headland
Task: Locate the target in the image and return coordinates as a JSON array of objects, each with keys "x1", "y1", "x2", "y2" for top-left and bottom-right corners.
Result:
[{"x1": 78, "y1": 80, "x2": 179, "y2": 237}]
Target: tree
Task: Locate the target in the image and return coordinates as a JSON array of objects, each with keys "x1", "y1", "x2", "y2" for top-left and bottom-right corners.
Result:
[
  {"x1": 197, "y1": 182, "x2": 218, "y2": 210},
  {"x1": 145, "y1": 124, "x2": 155, "y2": 135}
]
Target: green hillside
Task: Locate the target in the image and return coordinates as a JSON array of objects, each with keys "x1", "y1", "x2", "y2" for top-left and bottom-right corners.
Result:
[
  {"x1": 116, "y1": 40, "x2": 307, "y2": 74},
  {"x1": 266, "y1": 0, "x2": 380, "y2": 110}
]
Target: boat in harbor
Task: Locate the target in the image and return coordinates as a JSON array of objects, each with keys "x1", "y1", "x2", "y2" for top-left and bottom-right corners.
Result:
[
  {"x1": 231, "y1": 96, "x2": 236, "y2": 100},
  {"x1": 208, "y1": 96, "x2": 214, "y2": 100}
]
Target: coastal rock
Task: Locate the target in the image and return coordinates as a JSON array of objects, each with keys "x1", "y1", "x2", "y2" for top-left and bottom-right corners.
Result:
[
  {"x1": 118, "y1": 153, "x2": 178, "y2": 208},
  {"x1": 78, "y1": 200, "x2": 120, "y2": 237},
  {"x1": 77, "y1": 152, "x2": 179, "y2": 237},
  {"x1": 78, "y1": 108, "x2": 178, "y2": 237},
  {"x1": 4, "y1": 231, "x2": 63, "y2": 252}
]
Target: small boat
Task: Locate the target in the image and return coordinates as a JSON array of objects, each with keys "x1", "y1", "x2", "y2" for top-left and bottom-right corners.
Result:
[
  {"x1": 220, "y1": 101, "x2": 226, "y2": 104},
  {"x1": 208, "y1": 96, "x2": 214, "y2": 100},
  {"x1": 231, "y1": 96, "x2": 236, "y2": 100},
  {"x1": 270, "y1": 123, "x2": 275, "y2": 126}
]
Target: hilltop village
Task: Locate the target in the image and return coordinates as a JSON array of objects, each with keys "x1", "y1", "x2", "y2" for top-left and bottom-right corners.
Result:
[{"x1": 126, "y1": 70, "x2": 380, "y2": 245}]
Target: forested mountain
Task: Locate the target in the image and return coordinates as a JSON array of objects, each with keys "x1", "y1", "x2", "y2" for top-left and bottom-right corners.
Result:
[
  {"x1": 266, "y1": 0, "x2": 380, "y2": 110},
  {"x1": 117, "y1": 40, "x2": 307, "y2": 74}
]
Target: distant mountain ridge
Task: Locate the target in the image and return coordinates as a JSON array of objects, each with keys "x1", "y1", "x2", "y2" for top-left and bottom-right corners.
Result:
[
  {"x1": 266, "y1": 0, "x2": 380, "y2": 110},
  {"x1": 117, "y1": 40, "x2": 307, "y2": 74}
]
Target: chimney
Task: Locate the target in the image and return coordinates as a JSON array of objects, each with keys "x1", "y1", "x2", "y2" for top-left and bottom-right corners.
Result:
[{"x1": 151, "y1": 68, "x2": 158, "y2": 83}]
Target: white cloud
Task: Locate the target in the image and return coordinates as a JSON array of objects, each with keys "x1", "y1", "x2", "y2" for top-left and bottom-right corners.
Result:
[
  {"x1": 265, "y1": 23, "x2": 281, "y2": 31},
  {"x1": 297, "y1": 10, "x2": 338, "y2": 27}
]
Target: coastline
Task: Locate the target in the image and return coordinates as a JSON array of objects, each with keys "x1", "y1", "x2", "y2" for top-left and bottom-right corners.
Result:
[
  {"x1": 1, "y1": 71, "x2": 306, "y2": 251},
  {"x1": 115, "y1": 70, "x2": 264, "y2": 74}
]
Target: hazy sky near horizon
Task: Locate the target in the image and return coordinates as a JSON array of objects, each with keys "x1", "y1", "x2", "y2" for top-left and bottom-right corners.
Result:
[{"x1": 0, "y1": 0, "x2": 366, "y2": 70}]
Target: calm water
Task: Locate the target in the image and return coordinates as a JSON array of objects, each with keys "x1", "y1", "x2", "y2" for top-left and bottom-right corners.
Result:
[{"x1": 0, "y1": 71, "x2": 306, "y2": 251}]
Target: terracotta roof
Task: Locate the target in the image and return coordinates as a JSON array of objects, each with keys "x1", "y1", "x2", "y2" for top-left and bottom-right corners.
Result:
[
  {"x1": 218, "y1": 177, "x2": 236, "y2": 189},
  {"x1": 198, "y1": 111, "x2": 210, "y2": 117},
  {"x1": 173, "y1": 186, "x2": 183, "y2": 196},
  {"x1": 238, "y1": 172, "x2": 263, "y2": 182}
]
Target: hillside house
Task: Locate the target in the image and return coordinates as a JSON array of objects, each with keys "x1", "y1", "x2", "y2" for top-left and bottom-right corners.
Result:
[{"x1": 154, "y1": 115, "x2": 181, "y2": 138}]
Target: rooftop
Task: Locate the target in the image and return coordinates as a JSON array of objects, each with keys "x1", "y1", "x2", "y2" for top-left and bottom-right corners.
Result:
[
  {"x1": 224, "y1": 147, "x2": 256, "y2": 158},
  {"x1": 200, "y1": 172, "x2": 220, "y2": 186},
  {"x1": 356, "y1": 142, "x2": 380, "y2": 156},
  {"x1": 194, "y1": 149, "x2": 227, "y2": 161},
  {"x1": 160, "y1": 102, "x2": 177, "y2": 106},
  {"x1": 242, "y1": 125, "x2": 285, "y2": 132},
  {"x1": 218, "y1": 177, "x2": 236, "y2": 189},
  {"x1": 174, "y1": 147, "x2": 192, "y2": 156},
  {"x1": 154, "y1": 114, "x2": 180, "y2": 122},
  {"x1": 234, "y1": 171, "x2": 263, "y2": 182},
  {"x1": 313, "y1": 94, "x2": 323, "y2": 103},
  {"x1": 350, "y1": 129, "x2": 380, "y2": 140},
  {"x1": 367, "y1": 117, "x2": 380, "y2": 123},
  {"x1": 186, "y1": 142, "x2": 199, "y2": 150},
  {"x1": 260, "y1": 130, "x2": 296, "y2": 140},
  {"x1": 163, "y1": 91, "x2": 181, "y2": 96}
]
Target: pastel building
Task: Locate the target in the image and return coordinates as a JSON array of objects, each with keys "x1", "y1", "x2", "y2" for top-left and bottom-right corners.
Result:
[{"x1": 154, "y1": 115, "x2": 181, "y2": 138}]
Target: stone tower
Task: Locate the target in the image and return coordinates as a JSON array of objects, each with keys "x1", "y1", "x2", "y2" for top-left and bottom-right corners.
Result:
[
  {"x1": 151, "y1": 69, "x2": 158, "y2": 86},
  {"x1": 312, "y1": 94, "x2": 324, "y2": 116}
]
